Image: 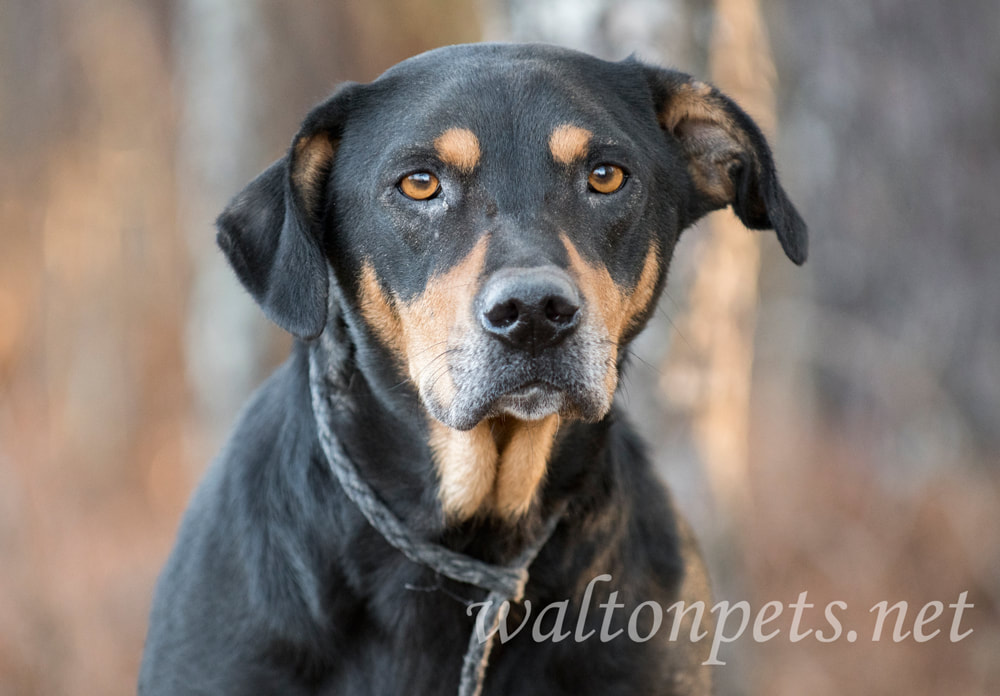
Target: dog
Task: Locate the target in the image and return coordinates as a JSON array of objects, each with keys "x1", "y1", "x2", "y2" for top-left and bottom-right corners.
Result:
[{"x1": 139, "y1": 43, "x2": 806, "y2": 695}]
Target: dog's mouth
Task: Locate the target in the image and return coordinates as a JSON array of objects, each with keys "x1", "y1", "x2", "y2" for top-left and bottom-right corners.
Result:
[
  {"x1": 427, "y1": 346, "x2": 615, "y2": 431},
  {"x1": 486, "y1": 380, "x2": 564, "y2": 422}
]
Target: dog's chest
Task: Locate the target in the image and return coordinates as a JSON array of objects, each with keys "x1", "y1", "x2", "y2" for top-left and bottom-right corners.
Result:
[{"x1": 311, "y1": 575, "x2": 665, "y2": 695}]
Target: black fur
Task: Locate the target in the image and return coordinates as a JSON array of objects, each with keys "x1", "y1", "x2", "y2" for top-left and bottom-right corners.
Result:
[{"x1": 140, "y1": 43, "x2": 806, "y2": 695}]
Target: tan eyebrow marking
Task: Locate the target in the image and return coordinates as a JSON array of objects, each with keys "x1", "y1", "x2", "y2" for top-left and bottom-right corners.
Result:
[
  {"x1": 434, "y1": 127, "x2": 481, "y2": 172},
  {"x1": 548, "y1": 124, "x2": 592, "y2": 165}
]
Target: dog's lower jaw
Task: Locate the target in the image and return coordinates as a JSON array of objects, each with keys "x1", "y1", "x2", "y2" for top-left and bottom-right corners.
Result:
[
  {"x1": 428, "y1": 373, "x2": 616, "y2": 432},
  {"x1": 491, "y1": 383, "x2": 564, "y2": 421},
  {"x1": 429, "y1": 413, "x2": 561, "y2": 521}
]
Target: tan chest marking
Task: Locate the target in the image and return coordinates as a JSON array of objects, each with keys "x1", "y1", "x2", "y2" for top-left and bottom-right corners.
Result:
[
  {"x1": 358, "y1": 237, "x2": 490, "y2": 409},
  {"x1": 431, "y1": 415, "x2": 561, "y2": 521},
  {"x1": 492, "y1": 414, "x2": 560, "y2": 518}
]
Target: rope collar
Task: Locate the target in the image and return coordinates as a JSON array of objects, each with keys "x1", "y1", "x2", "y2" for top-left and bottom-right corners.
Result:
[{"x1": 308, "y1": 349, "x2": 564, "y2": 696}]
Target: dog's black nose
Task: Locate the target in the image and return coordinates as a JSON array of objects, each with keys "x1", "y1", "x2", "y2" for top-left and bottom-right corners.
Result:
[{"x1": 479, "y1": 267, "x2": 580, "y2": 352}]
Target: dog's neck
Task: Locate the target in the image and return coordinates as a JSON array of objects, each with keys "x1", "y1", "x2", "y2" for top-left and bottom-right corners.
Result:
[
  {"x1": 308, "y1": 309, "x2": 617, "y2": 557},
  {"x1": 308, "y1": 337, "x2": 571, "y2": 696}
]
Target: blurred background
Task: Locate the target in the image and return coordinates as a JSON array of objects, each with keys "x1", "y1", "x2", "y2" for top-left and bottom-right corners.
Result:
[{"x1": 0, "y1": 0, "x2": 997, "y2": 693}]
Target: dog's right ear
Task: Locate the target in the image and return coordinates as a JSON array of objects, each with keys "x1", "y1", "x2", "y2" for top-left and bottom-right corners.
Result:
[{"x1": 216, "y1": 83, "x2": 361, "y2": 339}]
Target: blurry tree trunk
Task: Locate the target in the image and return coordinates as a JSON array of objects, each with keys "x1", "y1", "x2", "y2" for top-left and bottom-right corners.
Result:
[
  {"x1": 666, "y1": 0, "x2": 776, "y2": 517},
  {"x1": 174, "y1": 0, "x2": 280, "y2": 468}
]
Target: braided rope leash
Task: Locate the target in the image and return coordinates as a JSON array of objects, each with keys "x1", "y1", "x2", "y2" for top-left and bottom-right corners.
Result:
[{"x1": 308, "y1": 351, "x2": 564, "y2": 696}]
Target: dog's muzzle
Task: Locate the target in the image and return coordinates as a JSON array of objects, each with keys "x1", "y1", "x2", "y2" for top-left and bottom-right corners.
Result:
[{"x1": 424, "y1": 263, "x2": 616, "y2": 431}]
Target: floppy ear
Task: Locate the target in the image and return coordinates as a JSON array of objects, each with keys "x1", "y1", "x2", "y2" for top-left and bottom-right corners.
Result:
[
  {"x1": 216, "y1": 83, "x2": 361, "y2": 338},
  {"x1": 645, "y1": 68, "x2": 808, "y2": 264}
]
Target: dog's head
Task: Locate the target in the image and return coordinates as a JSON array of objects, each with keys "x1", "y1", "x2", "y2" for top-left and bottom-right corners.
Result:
[{"x1": 217, "y1": 44, "x2": 806, "y2": 519}]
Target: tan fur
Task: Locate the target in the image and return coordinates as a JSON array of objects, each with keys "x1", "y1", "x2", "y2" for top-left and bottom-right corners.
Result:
[
  {"x1": 656, "y1": 80, "x2": 751, "y2": 207},
  {"x1": 561, "y1": 234, "x2": 660, "y2": 340},
  {"x1": 622, "y1": 241, "x2": 661, "y2": 336},
  {"x1": 431, "y1": 414, "x2": 562, "y2": 521},
  {"x1": 548, "y1": 124, "x2": 592, "y2": 165},
  {"x1": 358, "y1": 238, "x2": 490, "y2": 406},
  {"x1": 291, "y1": 133, "x2": 336, "y2": 213},
  {"x1": 357, "y1": 238, "x2": 501, "y2": 519},
  {"x1": 398, "y1": 236, "x2": 489, "y2": 408},
  {"x1": 429, "y1": 419, "x2": 499, "y2": 520},
  {"x1": 358, "y1": 263, "x2": 406, "y2": 359},
  {"x1": 562, "y1": 234, "x2": 660, "y2": 403},
  {"x1": 656, "y1": 81, "x2": 729, "y2": 134},
  {"x1": 434, "y1": 127, "x2": 481, "y2": 172},
  {"x1": 360, "y1": 233, "x2": 658, "y2": 522},
  {"x1": 562, "y1": 234, "x2": 618, "y2": 400},
  {"x1": 492, "y1": 415, "x2": 561, "y2": 517}
]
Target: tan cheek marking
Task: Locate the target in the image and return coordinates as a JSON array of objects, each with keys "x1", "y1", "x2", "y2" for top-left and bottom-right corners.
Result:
[
  {"x1": 493, "y1": 415, "x2": 560, "y2": 518},
  {"x1": 291, "y1": 133, "x2": 336, "y2": 213},
  {"x1": 430, "y1": 419, "x2": 498, "y2": 520},
  {"x1": 358, "y1": 263, "x2": 406, "y2": 359},
  {"x1": 397, "y1": 236, "x2": 489, "y2": 409},
  {"x1": 561, "y1": 234, "x2": 660, "y2": 339},
  {"x1": 561, "y1": 234, "x2": 620, "y2": 338},
  {"x1": 434, "y1": 127, "x2": 481, "y2": 173},
  {"x1": 621, "y1": 243, "x2": 661, "y2": 336},
  {"x1": 561, "y1": 234, "x2": 660, "y2": 402},
  {"x1": 562, "y1": 235, "x2": 622, "y2": 406},
  {"x1": 548, "y1": 124, "x2": 592, "y2": 165}
]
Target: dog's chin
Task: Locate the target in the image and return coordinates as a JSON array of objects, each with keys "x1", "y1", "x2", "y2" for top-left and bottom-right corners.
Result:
[
  {"x1": 426, "y1": 381, "x2": 612, "y2": 431},
  {"x1": 486, "y1": 382, "x2": 564, "y2": 422}
]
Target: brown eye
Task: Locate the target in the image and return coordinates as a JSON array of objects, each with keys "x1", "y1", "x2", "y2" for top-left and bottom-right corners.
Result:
[
  {"x1": 587, "y1": 164, "x2": 626, "y2": 194},
  {"x1": 399, "y1": 171, "x2": 441, "y2": 200}
]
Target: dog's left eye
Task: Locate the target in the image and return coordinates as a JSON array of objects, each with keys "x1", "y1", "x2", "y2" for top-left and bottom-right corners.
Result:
[
  {"x1": 399, "y1": 171, "x2": 441, "y2": 200},
  {"x1": 587, "y1": 164, "x2": 627, "y2": 194}
]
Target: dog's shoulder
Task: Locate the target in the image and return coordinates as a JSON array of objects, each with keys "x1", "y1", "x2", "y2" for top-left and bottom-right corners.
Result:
[{"x1": 141, "y1": 347, "x2": 348, "y2": 693}]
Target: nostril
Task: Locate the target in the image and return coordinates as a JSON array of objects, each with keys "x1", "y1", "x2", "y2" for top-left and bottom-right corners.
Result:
[
  {"x1": 478, "y1": 267, "x2": 581, "y2": 350},
  {"x1": 484, "y1": 299, "x2": 520, "y2": 329},
  {"x1": 543, "y1": 296, "x2": 579, "y2": 325}
]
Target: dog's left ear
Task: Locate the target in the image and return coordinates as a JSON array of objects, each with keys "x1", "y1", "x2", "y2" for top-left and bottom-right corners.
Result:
[
  {"x1": 644, "y1": 67, "x2": 807, "y2": 264},
  {"x1": 216, "y1": 83, "x2": 361, "y2": 339}
]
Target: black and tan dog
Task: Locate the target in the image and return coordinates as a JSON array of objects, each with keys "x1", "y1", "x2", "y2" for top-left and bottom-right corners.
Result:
[{"x1": 140, "y1": 43, "x2": 806, "y2": 695}]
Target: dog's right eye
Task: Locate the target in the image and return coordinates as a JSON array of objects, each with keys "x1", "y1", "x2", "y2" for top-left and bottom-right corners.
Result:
[{"x1": 399, "y1": 172, "x2": 441, "y2": 200}]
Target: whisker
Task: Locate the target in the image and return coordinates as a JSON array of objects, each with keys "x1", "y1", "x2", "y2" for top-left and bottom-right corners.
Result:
[
  {"x1": 412, "y1": 348, "x2": 458, "y2": 383},
  {"x1": 653, "y1": 301, "x2": 690, "y2": 349},
  {"x1": 624, "y1": 348, "x2": 664, "y2": 378}
]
